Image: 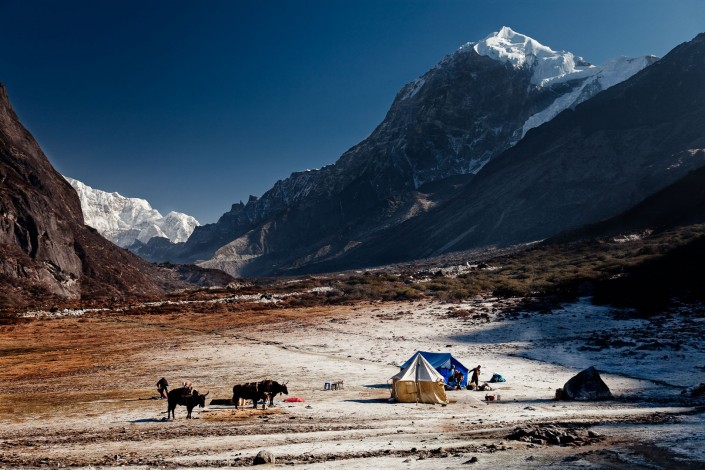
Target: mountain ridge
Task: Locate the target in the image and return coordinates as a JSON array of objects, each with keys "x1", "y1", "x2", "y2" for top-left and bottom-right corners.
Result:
[
  {"x1": 134, "y1": 27, "x2": 656, "y2": 277},
  {"x1": 312, "y1": 32, "x2": 705, "y2": 272},
  {"x1": 0, "y1": 84, "x2": 231, "y2": 309},
  {"x1": 65, "y1": 176, "x2": 199, "y2": 247}
]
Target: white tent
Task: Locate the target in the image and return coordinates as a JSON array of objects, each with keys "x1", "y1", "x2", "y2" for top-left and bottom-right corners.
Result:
[{"x1": 391, "y1": 353, "x2": 448, "y2": 404}]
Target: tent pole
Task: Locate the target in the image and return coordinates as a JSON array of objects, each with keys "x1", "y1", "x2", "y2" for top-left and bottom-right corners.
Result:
[{"x1": 415, "y1": 356, "x2": 420, "y2": 403}]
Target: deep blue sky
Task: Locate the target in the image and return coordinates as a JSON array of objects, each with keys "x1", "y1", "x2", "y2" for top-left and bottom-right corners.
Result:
[{"x1": 2, "y1": 1, "x2": 704, "y2": 223}]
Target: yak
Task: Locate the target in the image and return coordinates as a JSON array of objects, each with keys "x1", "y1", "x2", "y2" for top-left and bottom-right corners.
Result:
[
  {"x1": 167, "y1": 387, "x2": 209, "y2": 419},
  {"x1": 232, "y1": 382, "x2": 269, "y2": 410},
  {"x1": 259, "y1": 380, "x2": 288, "y2": 407},
  {"x1": 232, "y1": 380, "x2": 289, "y2": 409}
]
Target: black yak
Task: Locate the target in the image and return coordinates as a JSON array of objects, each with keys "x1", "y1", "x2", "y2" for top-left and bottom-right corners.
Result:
[
  {"x1": 232, "y1": 382, "x2": 269, "y2": 410},
  {"x1": 167, "y1": 387, "x2": 209, "y2": 419},
  {"x1": 232, "y1": 380, "x2": 289, "y2": 409},
  {"x1": 259, "y1": 380, "x2": 288, "y2": 406}
]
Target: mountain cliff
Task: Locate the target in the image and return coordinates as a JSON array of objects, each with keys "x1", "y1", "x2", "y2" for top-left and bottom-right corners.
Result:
[
  {"x1": 0, "y1": 84, "x2": 230, "y2": 309},
  {"x1": 65, "y1": 176, "x2": 199, "y2": 247},
  {"x1": 550, "y1": 164, "x2": 705, "y2": 243},
  {"x1": 322, "y1": 32, "x2": 705, "y2": 270},
  {"x1": 136, "y1": 27, "x2": 654, "y2": 276}
]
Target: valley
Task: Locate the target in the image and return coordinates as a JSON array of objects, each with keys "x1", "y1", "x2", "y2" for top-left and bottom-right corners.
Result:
[
  {"x1": 2, "y1": 13, "x2": 705, "y2": 469},
  {"x1": 1, "y1": 287, "x2": 703, "y2": 468}
]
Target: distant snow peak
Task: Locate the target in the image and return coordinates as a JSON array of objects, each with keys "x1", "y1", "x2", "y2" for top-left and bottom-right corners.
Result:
[
  {"x1": 472, "y1": 26, "x2": 590, "y2": 85},
  {"x1": 64, "y1": 176, "x2": 199, "y2": 247}
]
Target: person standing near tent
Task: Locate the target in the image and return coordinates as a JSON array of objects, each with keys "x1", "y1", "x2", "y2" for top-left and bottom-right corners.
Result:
[
  {"x1": 469, "y1": 365, "x2": 481, "y2": 387},
  {"x1": 449, "y1": 365, "x2": 457, "y2": 385}
]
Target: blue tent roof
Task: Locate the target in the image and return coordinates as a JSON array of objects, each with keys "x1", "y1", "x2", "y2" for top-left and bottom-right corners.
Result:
[{"x1": 401, "y1": 351, "x2": 469, "y2": 387}]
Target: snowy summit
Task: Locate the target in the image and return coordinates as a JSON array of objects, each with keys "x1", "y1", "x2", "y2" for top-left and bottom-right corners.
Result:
[
  {"x1": 471, "y1": 26, "x2": 589, "y2": 85},
  {"x1": 65, "y1": 176, "x2": 199, "y2": 247},
  {"x1": 463, "y1": 26, "x2": 657, "y2": 136}
]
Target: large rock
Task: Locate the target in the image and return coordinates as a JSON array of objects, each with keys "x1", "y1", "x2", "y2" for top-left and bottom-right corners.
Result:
[
  {"x1": 252, "y1": 450, "x2": 275, "y2": 465},
  {"x1": 559, "y1": 366, "x2": 613, "y2": 401}
]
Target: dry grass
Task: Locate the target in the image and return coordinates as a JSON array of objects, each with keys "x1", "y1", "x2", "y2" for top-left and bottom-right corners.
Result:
[
  {"x1": 202, "y1": 408, "x2": 285, "y2": 422},
  {"x1": 0, "y1": 305, "x2": 352, "y2": 419},
  {"x1": 273, "y1": 224, "x2": 705, "y2": 306}
]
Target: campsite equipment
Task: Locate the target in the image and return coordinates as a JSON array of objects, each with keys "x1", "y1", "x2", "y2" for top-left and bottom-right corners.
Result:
[
  {"x1": 400, "y1": 351, "x2": 470, "y2": 389},
  {"x1": 323, "y1": 380, "x2": 344, "y2": 391},
  {"x1": 391, "y1": 353, "x2": 448, "y2": 404},
  {"x1": 489, "y1": 373, "x2": 506, "y2": 383},
  {"x1": 283, "y1": 397, "x2": 304, "y2": 402},
  {"x1": 485, "y1": 393, "x2": 501, "y2": 402}
]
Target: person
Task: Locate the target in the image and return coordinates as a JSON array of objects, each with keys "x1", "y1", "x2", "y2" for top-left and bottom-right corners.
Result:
[
  {"x1": 453, "y1": 370, "x2": 465, "y2": 390},
  {"x1": 447, "y1": 366, "x2": 458, "y2": 389},
  {"x1": 470, "y1": 365, "x2": 481, "y2": 387},
  {"x1": 446, "y1": 365, "x2": 456, "y2": 390},
  {"x1": 156, "y1": 377, "x2": 169, "y2": 399}
]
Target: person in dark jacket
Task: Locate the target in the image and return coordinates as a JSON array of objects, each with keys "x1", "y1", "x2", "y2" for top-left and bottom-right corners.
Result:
[
  {"x1": 157, "y1": 377, "x2": 169, "y2": 399},
  {"x1": 470, "y1": 365, "x2": 482, "y2": 387}
]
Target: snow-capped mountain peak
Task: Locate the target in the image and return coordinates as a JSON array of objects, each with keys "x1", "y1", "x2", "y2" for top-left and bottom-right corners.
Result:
[
  {"x1": 64, "y1": 176, "x2": 199, "y2": 247},
  {"x1": 457, "y1": 27, "x2": 659, "y2": 139},
  {"x1": 470, "y1": 26, "x2": 591, "y2": 85}
]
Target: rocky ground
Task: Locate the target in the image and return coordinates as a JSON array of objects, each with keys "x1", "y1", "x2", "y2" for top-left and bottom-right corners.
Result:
[{"x1": 0, "y1": 295, "x2": 704, "y2": 469}]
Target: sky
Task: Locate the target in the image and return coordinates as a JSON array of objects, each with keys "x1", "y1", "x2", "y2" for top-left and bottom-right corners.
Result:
[{"x1": 1, "y1": 0, "x2": 704, "y2": 224}]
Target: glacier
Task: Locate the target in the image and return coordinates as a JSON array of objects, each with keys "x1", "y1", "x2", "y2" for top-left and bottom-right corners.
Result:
[{"x1": 65, "y1": 176, "x2": 199, "y2": 247}]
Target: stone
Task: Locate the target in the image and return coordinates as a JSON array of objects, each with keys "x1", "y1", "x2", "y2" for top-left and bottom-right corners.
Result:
[
  {"x1": 560, "y1": 367, "x2": 613, "y2": 401},
  {"x1": 252, "y1": 450, "x2": 275, "y2": 465}
]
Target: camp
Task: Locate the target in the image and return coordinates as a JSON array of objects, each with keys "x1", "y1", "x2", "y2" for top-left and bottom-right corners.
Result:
[
  {"x1": 400, "y1": 351, "x2": 469, "y2": 389},
  {"x1": 391, "y1": 353, "x2": 448, "y2": 404}
]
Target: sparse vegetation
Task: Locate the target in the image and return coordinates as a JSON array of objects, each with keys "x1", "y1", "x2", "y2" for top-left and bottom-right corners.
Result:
[
  {"x1": 5, "y1": 223, "x2": 705, "y2": 318},
  {"x1": 251, "y1": 223, "x2": 705, "y2": 313}
]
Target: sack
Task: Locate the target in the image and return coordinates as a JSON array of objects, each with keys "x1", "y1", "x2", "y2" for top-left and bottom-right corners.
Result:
[{"x1": 489, "y1": 373, "x2": 506, "y2": 383}]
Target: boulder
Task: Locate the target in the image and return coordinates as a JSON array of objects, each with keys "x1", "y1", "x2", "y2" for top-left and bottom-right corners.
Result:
[
  {"x1": 252, "y1": 450, "x2": 275, "y2": 465},
  {"x1": 560, "y1": 366, "x2": 612, "y2": 400}
]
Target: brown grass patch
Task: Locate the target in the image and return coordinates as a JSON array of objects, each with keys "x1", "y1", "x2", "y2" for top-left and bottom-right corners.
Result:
[
  {"x1": 201, "y1": 407, "x2": 285, "y2": 422},
  {"x1": 0, "y1": 304, "x2": 356, "y2": 420}
]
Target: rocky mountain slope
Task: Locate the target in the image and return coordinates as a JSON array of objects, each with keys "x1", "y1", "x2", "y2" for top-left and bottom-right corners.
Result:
[
  {"x1": 65, "y1": 176, "x2": 199, "y2": 247},
  {"x1": 551, "y1": 164, "x2": 705, "y2": 243},
  {"x1": 0, "y1": 84, "x2": 230, "y2": 309},
  {"x1": 134, "y1": 27, "x2": 654, "y2": 276},
  {"x1": 322, "y1": 32, "x2": 705, "y2": 271}
]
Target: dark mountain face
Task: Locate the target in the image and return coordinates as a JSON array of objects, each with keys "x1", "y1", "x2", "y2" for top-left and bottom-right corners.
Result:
[
  {"x1": 138, "y1": 39, "x2": 638, "y2": 276},
  {"x1": 0, "y1": 84, "x2": 86, "y2": 303},
  {"x1": 0, "y1": 85, "x2": 231, "y2": 308},
  {"x1": 327, "y1": 33, "x2": 705, "y2": 270},
  {"x1": 550, "y1": 164, "x2": 705, "y2": 243}
]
